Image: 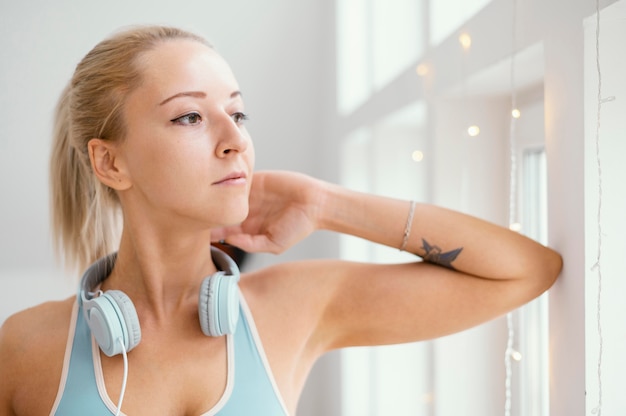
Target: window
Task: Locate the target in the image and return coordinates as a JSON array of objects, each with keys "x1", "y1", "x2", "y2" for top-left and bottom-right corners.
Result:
[
  {"x1": 334, "y1": 1, "x2": 548, "y2": 415},
  {"x1": 336, "y1": 0, "x2": 425, "y2": 115},
  {"x1": 429, "y1": 0, "x2": 493, "y2": 46},
  {"x1": 517, "y1": 148, "x2": 550, "y2": 416},
  {"x1": 340, "y1": 102, "x2": 431, "y2": 416},
  {"x1": 336, "y1": 0, "x2": 371, "y2": 115},
  {"x1": 505, "y1": 92, "x2": 549, "y2": 416},
  {"x1": 336, "y1": 0, "x2": 495, "y2": 115}
]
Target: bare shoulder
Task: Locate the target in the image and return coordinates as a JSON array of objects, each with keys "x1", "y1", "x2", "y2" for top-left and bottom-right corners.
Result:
[
  {"x1": 239, "y1": 257, "x2": 359, "y2": 353},
  {"x1": 239, "y1": 256, "x2": 396, "y2": 306},
  {"x1": 239, "y1": 258, "x2": 348, "y2": 312},
  {"x1": 0, "y1": 297, "x2": 75, "y2": 415},
  {"x1": 1, "y1": 297, "x2": 75, "y2": 349}
]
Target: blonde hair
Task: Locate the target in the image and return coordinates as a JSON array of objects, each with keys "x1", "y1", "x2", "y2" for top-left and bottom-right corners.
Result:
[{"x1": 50, "y1": 25, "x2": 211, "y2": 273}]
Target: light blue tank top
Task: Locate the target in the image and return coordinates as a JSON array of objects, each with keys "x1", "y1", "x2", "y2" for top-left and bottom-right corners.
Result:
[{"x1": 50, "y1": 294, "x2": 289, "y2": 415}]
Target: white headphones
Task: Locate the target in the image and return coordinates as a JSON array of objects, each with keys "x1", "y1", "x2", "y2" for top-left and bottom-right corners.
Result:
[{"x1": 78, "y1": 246, "x2": 241, "y2": 356}]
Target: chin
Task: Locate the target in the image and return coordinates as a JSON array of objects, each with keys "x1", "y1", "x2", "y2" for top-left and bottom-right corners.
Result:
[{"x1": 223, "y1": 204, "x2": 249, "y2": 225}]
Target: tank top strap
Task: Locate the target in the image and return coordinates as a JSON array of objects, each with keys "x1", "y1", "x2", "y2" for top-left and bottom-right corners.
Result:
[{"x1": 50, "y1": 301, "x2": 116, "y2": 415}]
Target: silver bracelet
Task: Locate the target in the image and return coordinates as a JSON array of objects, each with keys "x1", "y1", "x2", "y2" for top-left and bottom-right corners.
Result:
[{"x1": 400, "y1": 200, "x2": 416, "y2": 251}]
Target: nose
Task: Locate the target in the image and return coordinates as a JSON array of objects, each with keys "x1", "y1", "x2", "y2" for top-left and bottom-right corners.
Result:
[{"x1": 215, "y1": 116, "x2": 249, "y2": 157}]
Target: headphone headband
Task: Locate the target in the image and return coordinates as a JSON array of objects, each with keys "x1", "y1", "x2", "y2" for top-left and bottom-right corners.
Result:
[{"x1": 78, "y1": 246, "x2": 240, "y2": 302}]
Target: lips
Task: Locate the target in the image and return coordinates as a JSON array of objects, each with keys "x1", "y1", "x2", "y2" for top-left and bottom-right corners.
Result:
[{"x1": 212, "y1": 171, "x2": 247, "y2": 185}]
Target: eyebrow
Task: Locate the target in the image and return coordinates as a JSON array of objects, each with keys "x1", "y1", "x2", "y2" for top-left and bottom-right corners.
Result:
[{"x1": 159, "y1": 90, "x2": 242, "y2": 106}]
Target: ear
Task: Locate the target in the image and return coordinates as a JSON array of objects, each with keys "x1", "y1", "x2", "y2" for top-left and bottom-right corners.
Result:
[{"x1": 88, "y1": 138, "x2": 131, "y2": 191}]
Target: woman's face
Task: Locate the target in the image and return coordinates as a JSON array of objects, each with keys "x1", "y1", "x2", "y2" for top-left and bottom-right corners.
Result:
[{"x1": 116, "y1": 39, "x2": 255, "y2": 230}]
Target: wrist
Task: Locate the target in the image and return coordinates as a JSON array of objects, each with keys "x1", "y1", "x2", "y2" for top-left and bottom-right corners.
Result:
[
  {"x1": 309, "y1": 177, "x2": 336, "y2": 232},
  {"x1": 314, "y1": 181, "x2": 367, "y2": 237}
]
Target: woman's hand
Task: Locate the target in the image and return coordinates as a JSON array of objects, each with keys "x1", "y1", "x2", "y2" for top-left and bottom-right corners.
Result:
[{"x1": 211, "y1": 170, "x2": 324, "y2": 254}]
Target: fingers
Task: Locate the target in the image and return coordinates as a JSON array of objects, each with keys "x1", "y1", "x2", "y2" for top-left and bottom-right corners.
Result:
[
  {"x1": 218, "y1": 233, "x2": 282, "y2": 255},
  {"x1": 210, "y1": 225, "x2": 242, "y2": 242}
]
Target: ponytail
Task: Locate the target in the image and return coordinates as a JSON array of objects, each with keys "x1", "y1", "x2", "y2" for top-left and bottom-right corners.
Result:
[{"x1": 50, "y1": 83, "x2": 121, "y2": 273}]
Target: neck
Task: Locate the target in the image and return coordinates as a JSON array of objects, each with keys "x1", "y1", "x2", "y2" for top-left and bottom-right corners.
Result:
[{"x1": 102, "y1": 227, "x2": 218, "y2": 322}]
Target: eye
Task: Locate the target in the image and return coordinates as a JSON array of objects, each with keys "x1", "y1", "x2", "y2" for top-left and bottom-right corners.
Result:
[
  {"x1": 231, "y1": 112, "x2": 249, "y2": 125},
  {"x1": 171, "y1": 112, "x2": 202, "y2": 126}
]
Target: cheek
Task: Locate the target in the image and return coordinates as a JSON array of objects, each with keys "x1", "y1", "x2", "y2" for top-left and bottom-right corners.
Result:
[{"x1": 124, "y1": 137, "x2": 211, "y2": 198}]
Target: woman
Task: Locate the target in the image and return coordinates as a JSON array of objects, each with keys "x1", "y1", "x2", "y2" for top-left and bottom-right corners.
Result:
[{"x1": 0, "y1": 25, "x2": 562, "y2": 415}]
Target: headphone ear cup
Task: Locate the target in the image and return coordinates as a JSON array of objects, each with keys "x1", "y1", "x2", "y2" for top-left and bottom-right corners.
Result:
[
  {"x1": 83, "y1": 291, "x2": 141, "y2": 357},
  {"x1": 216, "y1": 274, "x2": 240, "y2": 335},
  {"x1": 198, "y1": 272, "x2": 240, "y2": 337},
  {"x1": 107, "y1": 290, "x2": 142, "y2": 352}
]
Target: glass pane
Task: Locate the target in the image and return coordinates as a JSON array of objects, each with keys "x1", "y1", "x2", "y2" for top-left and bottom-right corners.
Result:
[
  {"x1": 430, "y1": 0, "x2": 493, "y2": 46},
  {"x1": 371, "y1": 343, "x2": 432, "y2": 415},
  {"x1": 518, "y1": 148, "x2": 549, "y2": 416},
  {"x1": 371, "y1": 0, "x2": 424, "y2": 90},
  {"x1": 339, "y1": 102, "x2": 431, "y2": 416},
  {"x1": 339, "y1": 127, "x2": 375, "y2": 262},
  {"x1": 341, "y1": 347, "x2": 373, "y2": 416},
  {"x1": 336, "y1": 0, "x2": 372, "y2": 114}
]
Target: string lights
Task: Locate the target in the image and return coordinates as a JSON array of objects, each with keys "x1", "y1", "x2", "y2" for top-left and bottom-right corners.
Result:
[
  {"x1": 412, "y1": 150, "x2": 424, "y2": 162},
  {"x1": 467, "y1": 125, "x2": 480, "y2": 137},
  {"x1": 416, "y1": 63, "x2": 429, "y2": 77},
  {"x1": 459, "y1": 33, "x2": 472, "y2": 50}
]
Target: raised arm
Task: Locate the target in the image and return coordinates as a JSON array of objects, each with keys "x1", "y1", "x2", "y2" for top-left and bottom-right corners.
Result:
[
  {"x1": 213, "y1": 171, "x2": 562, "y2": 349},
  {"x1": 317, "y1": 176, "x2": 561, "y2": 348},
  {"x1": 320, "y1": 181, "x2": 561, "y2": 283}
]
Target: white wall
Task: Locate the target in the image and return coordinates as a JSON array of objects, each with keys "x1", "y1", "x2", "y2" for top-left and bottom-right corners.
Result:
[{"x1": 584, "y1": 2, "x2": 626, "y2": 414}]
